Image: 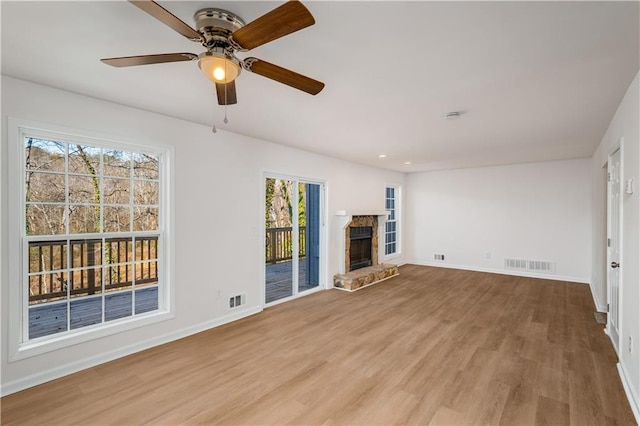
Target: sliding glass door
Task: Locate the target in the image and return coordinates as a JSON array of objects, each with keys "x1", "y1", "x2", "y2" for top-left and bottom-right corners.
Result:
[
  {"x1": 299, "y1": 182, "x2": 321, "y2": 294},
  {"x1": 265, "y1": 177, "x2": 322, "y2": 304}
]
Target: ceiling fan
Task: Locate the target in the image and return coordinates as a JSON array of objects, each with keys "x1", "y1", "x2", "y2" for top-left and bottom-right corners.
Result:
[{"x1": 101, "y1": 0, "x2": 325, "y2": 105}]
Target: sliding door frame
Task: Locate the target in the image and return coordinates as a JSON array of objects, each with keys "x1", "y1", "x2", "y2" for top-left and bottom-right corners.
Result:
[{"x1": 261, "y1": 172, "x2": 327, "y2": 307}]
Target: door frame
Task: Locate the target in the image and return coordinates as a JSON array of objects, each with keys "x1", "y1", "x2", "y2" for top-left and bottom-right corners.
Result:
[
  {"x1": 606, "y1": 141, "x2": 623, "y2": 354},
  {"x1": 261, "y1": 172, "x2": 327, "y2": 307}
]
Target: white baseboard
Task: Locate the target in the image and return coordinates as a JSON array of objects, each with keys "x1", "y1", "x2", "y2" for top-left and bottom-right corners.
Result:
[
  {"x1": 589, "y1": 281, "x2": 608, "y2": 312},
  {"x1": 0, "y1": 305, "x2": 262, "y2": 397},
  {"x1": 406, "y1": 260, "x2": 589, "y2": 284},
  {"x1": 618, "y1": 362, "x2": 640, "y2": 424}
]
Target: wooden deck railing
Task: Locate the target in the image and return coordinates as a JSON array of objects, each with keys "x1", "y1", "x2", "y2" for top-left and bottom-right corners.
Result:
[
  {"x1": 265, "y1": 227, "x2": 306, "y2": 264},
  {"x1": 28, "y1": 236, "x2": 158, "y2": 303}
]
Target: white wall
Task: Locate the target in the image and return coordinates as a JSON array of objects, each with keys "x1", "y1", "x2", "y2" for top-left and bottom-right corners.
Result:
[
  {"x1": 591, "y1": 71, "x2": 640, "y2": 420},
  {"x1": 0, "y1": 76, "x2": 405, "y2": 394},
  {"x1": 405, "y1": 159, "x2": 592, "y2": 282}
]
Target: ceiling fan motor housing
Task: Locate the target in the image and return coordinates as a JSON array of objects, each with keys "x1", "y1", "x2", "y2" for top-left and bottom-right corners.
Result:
[{"x1": 194, "y1": 8, "x2": 245, "y2": 50}]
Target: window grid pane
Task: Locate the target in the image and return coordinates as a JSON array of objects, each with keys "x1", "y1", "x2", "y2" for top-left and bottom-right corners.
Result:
[
  {"x1": 385, "y1": 186, "x2": 398, "y2": 256},
  {"x1": 24, "y1": 136, "x2": 162, "y2": 342}
]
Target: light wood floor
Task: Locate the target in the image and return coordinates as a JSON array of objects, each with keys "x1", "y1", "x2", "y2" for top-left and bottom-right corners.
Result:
[{"x1": 2, "y1": 265, "x2": 635, "y2": 425}]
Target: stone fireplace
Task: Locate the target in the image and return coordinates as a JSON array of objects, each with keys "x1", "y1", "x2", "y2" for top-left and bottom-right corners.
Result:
[
  {"x1": 334, "y1": 212, "x2": 398, "y2": 291},
  {"x1": 349, "y1": 226, "x2": 373, "y2": 271},
  {"x1": 345, "y1": 215, "x2": 379, "y2": 272}
]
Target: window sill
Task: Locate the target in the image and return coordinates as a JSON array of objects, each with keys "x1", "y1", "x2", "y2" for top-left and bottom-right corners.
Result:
[
  {"x1": 383, "y1": 253, "x2": 402, "y2": 262},
  {"x1": 10, "y1": 309, "x2": 174, "y2": 362}
]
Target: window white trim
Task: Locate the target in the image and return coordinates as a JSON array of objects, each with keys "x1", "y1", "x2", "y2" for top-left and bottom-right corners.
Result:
[
  {"x1": 7, "y1": 117, "x2": 175, "y2": 362},
  {"x1": 384, "y1": 184, "x2": 401, "y2": 259}
]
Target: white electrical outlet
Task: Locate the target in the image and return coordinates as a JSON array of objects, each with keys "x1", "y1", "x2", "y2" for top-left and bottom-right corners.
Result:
[
  {"x1": 629, "y1": 336, "x2": 633, "y2": 353},
  {"x1": 485, "y1": 252, "x2": 491, "y2": 259}
]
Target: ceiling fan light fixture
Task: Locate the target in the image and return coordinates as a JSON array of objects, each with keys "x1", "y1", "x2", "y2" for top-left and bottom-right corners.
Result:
[
  {"x1": 103, "y1": 0, "x2": 324, "y2": 105},
  {"x1": 198, "y1": 51, "x2": 240, "y2": 83}
]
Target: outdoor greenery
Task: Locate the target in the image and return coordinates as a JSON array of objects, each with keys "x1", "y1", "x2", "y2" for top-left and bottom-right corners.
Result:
[
  {"x1": 265, "y1": 178, "x2": 306, "y2": 228},
  {"x1": 265, "y1": 178, "x2": 307, "y2": 263}
]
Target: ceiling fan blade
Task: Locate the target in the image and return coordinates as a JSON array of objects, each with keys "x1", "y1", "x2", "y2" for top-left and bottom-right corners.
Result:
[
  {"x1": 230, "y1": 1, "x2": 315, "y2": 51},
  {"x1": 101, "y1": 53, "x2": 198, "y2": 67},
  {"x1": 243, "y1": 58, "x2": 324, "y2": 95},
  {"x1": 129, "y1": 0, "x2": 204, "y2": 42},
  {"x1": 215, "y1": 81, "x2": 238, "y2": 105}
]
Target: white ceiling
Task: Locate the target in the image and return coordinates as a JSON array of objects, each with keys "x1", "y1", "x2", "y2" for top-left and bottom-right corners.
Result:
[{"x1": 2, "y1": 1, "x2": 639, "y2": 172}]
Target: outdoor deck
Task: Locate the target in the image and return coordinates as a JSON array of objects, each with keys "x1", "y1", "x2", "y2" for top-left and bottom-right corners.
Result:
[
  {"x1": 29, "y1": 287, "x2": 158, "y2": 339},
  {"x1": 29, "y1": 261, "x2": 318, "y2": 338},
  {"x1": 265, "y1": 259, "x2": 319, "y2": 304}
]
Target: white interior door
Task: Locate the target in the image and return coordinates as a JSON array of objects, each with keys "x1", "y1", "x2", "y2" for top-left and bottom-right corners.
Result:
[{"x1": 607, "y1": 148, "x2": 622, "y2": 352}]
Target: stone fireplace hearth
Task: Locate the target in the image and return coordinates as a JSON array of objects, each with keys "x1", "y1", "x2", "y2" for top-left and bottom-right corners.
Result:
[{"x1": 334, "y1": 212, "x2": 398, "y2": 291}]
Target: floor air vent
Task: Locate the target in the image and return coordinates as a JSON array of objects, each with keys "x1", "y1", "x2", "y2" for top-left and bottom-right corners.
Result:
[
  {"x1": 505, "y1": 258, "x2": 528, "y2": 270},
  {"x1": 527, "y1": 260, "x2": 555, "y2": 273},
  {"x1": 505, "y1": 258, "x2": 555, "y2": 274},
  {"x1": 229, "y1": 294, "x2": 246, "y2": 309}
]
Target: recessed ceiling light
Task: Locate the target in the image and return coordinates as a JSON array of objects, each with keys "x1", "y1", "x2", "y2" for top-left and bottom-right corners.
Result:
[
  {"x1": 444, "y1": 111, "x2": 462, "y2": 120},
  {"x1": 379, "y1": 154, "x2": 387, "y2": 158},
  {"x1": 404, "y1": 161, "x2": 411, "y2": 165}
]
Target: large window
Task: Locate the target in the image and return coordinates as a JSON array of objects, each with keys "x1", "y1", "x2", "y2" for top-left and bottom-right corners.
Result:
[
  {"x1": 385, "y1": 186, "x2": 399, "y2": 256},
  {"x1": 18, "y1": 131, "x2": 165, "y2": 345}
]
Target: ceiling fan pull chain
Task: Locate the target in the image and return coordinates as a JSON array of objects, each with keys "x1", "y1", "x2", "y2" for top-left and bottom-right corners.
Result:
[{"x1": 212, "y1": 84, "x2": 218, "y2": 133}]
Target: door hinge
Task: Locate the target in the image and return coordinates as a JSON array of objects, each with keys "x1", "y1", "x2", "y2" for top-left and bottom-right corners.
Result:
[
  {"x1": 607, "y1": 238, "x2": 611, "y2": 247},
  {"x1": 607, "y1": 303, "x2": 610, "y2": 312}
]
